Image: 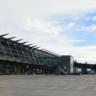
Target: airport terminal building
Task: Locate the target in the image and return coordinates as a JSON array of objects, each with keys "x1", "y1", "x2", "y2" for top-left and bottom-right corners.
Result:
[{"x1": 0, "y1": 34, "x2": 74, "y2": 75}]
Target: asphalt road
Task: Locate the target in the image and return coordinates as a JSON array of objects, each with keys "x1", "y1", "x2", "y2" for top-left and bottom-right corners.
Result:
[{"x1": 0, "y1": 75, "x2": 96, "y2": 96}]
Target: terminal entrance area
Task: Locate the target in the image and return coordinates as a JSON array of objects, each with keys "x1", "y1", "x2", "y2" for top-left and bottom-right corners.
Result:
[{"x1": 0, "y1": 60, "x2": 55, "y2": 75}]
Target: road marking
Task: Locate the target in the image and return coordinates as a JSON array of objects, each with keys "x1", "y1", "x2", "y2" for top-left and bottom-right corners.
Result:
[
  {"x1": 81, "y1": 78, "x2": 94, "y2": 83},
  {"x1": 0, "y1": 86, "x2": 12, "y2": 90},
  {"x1": 0, "y1": 85, "x2": 26, "y2": 90}
]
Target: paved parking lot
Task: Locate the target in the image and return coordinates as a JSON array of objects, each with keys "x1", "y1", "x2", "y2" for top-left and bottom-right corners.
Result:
[{"x1": 0, "y1": 75, "x2": 96, "y2": 96}]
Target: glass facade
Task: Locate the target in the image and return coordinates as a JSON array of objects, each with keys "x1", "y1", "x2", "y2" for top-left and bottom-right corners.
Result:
[{"x1": 0, "y1": 36, "x2": 59, "y2": 66}]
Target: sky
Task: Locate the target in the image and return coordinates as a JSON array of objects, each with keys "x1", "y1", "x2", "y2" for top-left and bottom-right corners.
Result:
[{"x1": 0, "y1": 0, "x2": 96, "y2": 63}]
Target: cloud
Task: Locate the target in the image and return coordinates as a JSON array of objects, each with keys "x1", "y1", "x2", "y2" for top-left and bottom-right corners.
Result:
[
  {"x1": 80, "y1": 25, "x2": 96, "y2": 32},
  {"x1": 86, "y1": 17, "x2": 90, "y2": 20},
  {"x1": 71, "y1": 46, "x2": 96, "y2": 64},
  {"x1": 70, "y1": 40, "x2": 85, "y2": 43},
  {"x1": 1, "y1": 0, "x2": 96, "y2": 63},
  {"x1": 68, "y1": 23, "x2": 75, "y2": 27},
  {"x1": 20, "y1": 18, "x2": 62, "y2": 35},
  {"x1": 0, "y1": 0, "x2": 96, "y2": 20},
  {"x1": 92, "y1": 16, "x2": 96, "y2": 21}
]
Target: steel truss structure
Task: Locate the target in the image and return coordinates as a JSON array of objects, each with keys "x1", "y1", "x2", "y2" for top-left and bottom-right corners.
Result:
[{"x1": 0, "y1": 33, "x2": 61, "y2": 74}]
